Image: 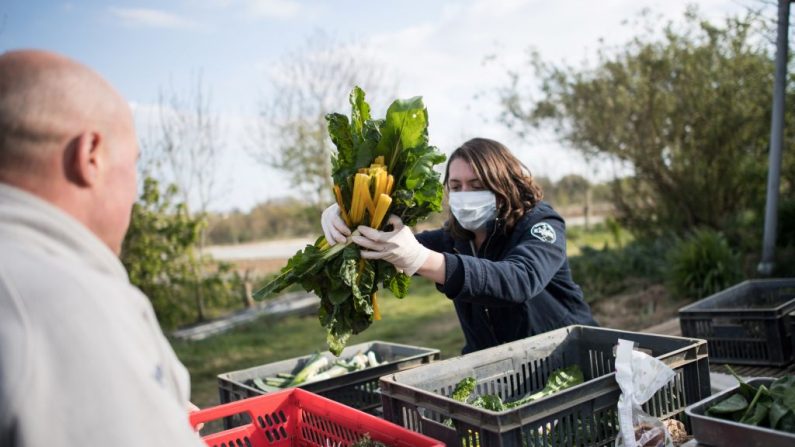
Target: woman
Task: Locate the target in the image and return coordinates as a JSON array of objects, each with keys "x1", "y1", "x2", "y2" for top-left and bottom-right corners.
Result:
[{"x1": 322, "y1": 137, "x2": 597, "y2": 354}]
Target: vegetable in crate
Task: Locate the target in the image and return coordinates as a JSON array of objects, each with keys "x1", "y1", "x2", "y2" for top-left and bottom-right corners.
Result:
[
  {"x1": 249, "y1": 350, "x2": 383, "y2": 392},
  {"x1": 705, "y1": 369, "x2": 795, "y2": 433},
  {"x1": 350, "y1": 434, "x2": 386, "y2": 447},
  {"x1": 449, "y1": 365, "x2": 584, "y2": 411},
  {"x1": 253, "y1": 87, "x2": 445, "y2": 355}
]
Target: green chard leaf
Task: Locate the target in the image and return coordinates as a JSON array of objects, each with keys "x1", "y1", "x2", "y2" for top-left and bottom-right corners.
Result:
[
  {"x1": 707, "y1": 393, "x2": 749, "y2": 415},
  {"x1": 771, "y1": 376, "x2": 795, "y2": 413},
  {"x1": 451, "y1": 377, "x2": 477, "y2": 402},
  {"x1": 376, "y1": 96, "x2": 428, "y2": 168},
  {"x1": 741, "y1": 400, "x2": 771, "y2": 426},
  {"x1": 471, "y1": 394, "x2": 506, "y2": 412},
  {"x1": 769, "y1": 401, "x2": 790, "y2": 430},
  {"x1": 350, "y1": 86, "x2": 371, "y2": 143},
  {"x1": 778, "y1": 412, "x2": 795, "y2": 433},
  {"x1": 327, "y1": 113, "x2": 353, "y2": 168},
  {"x1": 339, "y1": 244, "x2": 360, "y2": 288},
  {"x1": 508, "y1": 365, "x2": 584, "y2": 408},
  {"x1": 385, "y1": 271, "x2": 411, "y2": 298},
  {"x1": 253, "y1": 242, "x2": 327, "y2": 299},
  {"x1": 739, "y1": 384, "x2": 771, "y2": 423},
  {"x1": 726, "y1": 366, "x2": 758, "y2": 401}
]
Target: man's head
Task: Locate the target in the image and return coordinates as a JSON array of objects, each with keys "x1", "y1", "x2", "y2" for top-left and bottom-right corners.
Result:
[{"x1": 0, "y1": 50, "x2": 139, "y2": 255}]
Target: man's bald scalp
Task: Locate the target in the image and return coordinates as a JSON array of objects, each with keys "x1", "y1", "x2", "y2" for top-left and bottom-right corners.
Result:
[{"x1": 0, "y1": 50, "x2": 125, "y2": 170}]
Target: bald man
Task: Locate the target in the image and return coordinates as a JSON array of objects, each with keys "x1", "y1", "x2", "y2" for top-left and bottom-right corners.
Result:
[{"x1": 0, "y1": 50, "x2": 204, "y2": 446}]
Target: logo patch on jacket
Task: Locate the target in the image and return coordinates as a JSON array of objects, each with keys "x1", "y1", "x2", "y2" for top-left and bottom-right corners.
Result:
[{"x1": 531, "y1": 222, "x2": 557, "y2": 243}]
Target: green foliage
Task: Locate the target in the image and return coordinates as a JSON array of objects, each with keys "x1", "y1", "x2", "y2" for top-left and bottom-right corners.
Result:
[
  {"x1": 122, "y1": 177, "x2": 243, "y2": 329},
  {"x1": 502, "y1": 9, "x2": 780, "y2": 237},
  {"x1": 547, "y1": 174, "x2": 590, "y2": 207},
  {"x1": 256, "y1": 87, "x2": 445, "y2": 355},
  {"x1": 206, "y1": 199, "x2": 318, "y2": 244},
  {"x1": 604, "y1": 216, "x2": 623, "y2": 248},
  {"x1": 570, "y1": 236, "x2": 670, "y2": 302},
  {"x1": 778, "y1": 198, "x2": 795, "y2": 249},
  {"x1": 665, "y1": 228, "x2": 742, "y2": 301}
]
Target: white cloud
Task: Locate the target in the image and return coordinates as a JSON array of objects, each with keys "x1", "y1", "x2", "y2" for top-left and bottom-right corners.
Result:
[
  {"x1": 198, "y1": 0, "x2": 303, "y2": 20},
  {"x1": 109, "y1": 7, "x2": 201, "y2": 29},
  {"x1": 362, "y1": 0, "x2": 749, "y2": 183},
  {"x1": 246, "y1": 0, "x2": 302, "y2": 19}
]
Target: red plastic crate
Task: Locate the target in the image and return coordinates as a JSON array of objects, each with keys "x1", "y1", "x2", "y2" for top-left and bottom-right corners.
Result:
[{"x1": 189, "y1": 388, "x2": 445, "y2": 447}]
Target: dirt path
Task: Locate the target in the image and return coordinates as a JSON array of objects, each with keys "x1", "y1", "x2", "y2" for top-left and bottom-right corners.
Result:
[{"x1": 590, "y1": 283, "x2": 683, "y2": 331}]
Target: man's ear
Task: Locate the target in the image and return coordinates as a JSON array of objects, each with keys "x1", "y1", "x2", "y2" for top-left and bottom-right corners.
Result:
[{"x1": 66, "y1": 131, "x2": 103, "y2": 187}]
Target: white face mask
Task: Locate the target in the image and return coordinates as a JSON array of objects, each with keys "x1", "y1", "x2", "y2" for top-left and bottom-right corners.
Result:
[{"x1": 449, "y1": 190, "x2": 498, "y2": 231}]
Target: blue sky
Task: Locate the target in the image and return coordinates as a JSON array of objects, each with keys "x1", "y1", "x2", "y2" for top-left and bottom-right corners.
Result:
[{"x1": 2, "y1": 0, "x2": 753, "y2": 212}]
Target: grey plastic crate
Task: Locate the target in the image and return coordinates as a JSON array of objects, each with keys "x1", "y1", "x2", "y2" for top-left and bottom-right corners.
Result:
[
  {"x1": 218, "y1": 340, "x2": 439, "y2": 424},
  {"x1": 679, "y1": 278, "x2": 795, "y2": 366},
  {"x1": 686, "y1": 377, "x2": 795, "y2": 446},
  {"x1": 379, "y1": 325, "x2": 710, "y2": 447}
]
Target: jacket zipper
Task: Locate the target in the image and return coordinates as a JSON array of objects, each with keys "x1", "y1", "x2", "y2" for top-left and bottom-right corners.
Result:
[
  {"x1": 469, "y1": 234, "x2": 500, "y2": 345},
  {"x1": 480, "y1": 220, "x2": 500, "y2": 257}
]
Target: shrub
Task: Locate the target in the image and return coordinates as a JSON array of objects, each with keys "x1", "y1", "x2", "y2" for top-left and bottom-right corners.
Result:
[
  {"x1": 665, "y1": 228, "x2": 742, "y2": 301},
  {"x1": 570, "y1": 237, "x2": 669, "y2": 302},
  {"x1": 122, "y1": 177, "x2": 245, "y2": 329}
]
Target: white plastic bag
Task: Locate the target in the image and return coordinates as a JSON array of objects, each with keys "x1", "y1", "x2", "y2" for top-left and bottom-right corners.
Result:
[{"x1": 614, "y1": 339, "x2": 676, "y2": 447}]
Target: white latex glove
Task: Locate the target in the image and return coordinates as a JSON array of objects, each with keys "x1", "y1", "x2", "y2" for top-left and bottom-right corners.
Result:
[
  {"x1": 353, "y1": 215, "x2": 431, "y2": 276},
  {"x1": 321, "y1": 203, "x2": 351, "y2": 246}
]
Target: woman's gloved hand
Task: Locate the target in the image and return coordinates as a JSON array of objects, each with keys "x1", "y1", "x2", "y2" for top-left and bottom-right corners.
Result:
[
  {"x1": 353, "y1": 215, "x2": 430, "y2": 276},
  {"x1": 321, "y1": 203, "x2": 351, "y2": 245}
]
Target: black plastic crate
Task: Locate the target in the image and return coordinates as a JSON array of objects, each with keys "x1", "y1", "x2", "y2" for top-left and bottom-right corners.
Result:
[
  {"x1": 217, "y1": 340, "x2": 439, "y2": 423},
  {"x1": 379, "y1": 325, "x2": 709, "y2": 447},
  {"x1": 686, "y1": 377, "x2": 795, "y2": 446},
  {"x1": 679, "y1": 278, "x2": 795, "y2": 366},
  {"x1": 791, "y1": 311, "x2": 795, "y2": 363}
]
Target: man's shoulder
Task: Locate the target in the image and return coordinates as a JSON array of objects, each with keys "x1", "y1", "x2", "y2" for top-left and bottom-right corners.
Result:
[
  {"x1": 0, "y1": 241, "x2": 121, "y2": 332},
  {"x1": 0, "y1": 241, "x2": 87, "y2": 290},
  {"x1": 0, "y1": 250, "x2": 33, "y2": 432}
]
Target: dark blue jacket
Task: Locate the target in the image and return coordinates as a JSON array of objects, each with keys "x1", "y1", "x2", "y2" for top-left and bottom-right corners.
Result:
[{"x1": 416, "y1": 201, "x2": 598, "y2": 354}]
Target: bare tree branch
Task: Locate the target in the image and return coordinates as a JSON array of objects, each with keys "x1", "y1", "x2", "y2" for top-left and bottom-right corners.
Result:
[
  {"x1": 152, "y1": 71, "x2": 226, "y2": 216},
  {"x1": 250, "y1": 30, "x2": 396, "y2": 210}
]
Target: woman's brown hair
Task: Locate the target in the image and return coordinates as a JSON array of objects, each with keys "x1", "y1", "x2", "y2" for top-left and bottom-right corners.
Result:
[{"x1": 444, "y1": 138, "x2": 543, "y2": 240}]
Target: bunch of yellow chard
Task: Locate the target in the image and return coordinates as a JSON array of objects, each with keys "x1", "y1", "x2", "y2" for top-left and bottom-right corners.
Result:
[{"x1": 255, "y1": 87, "x2": 445, "y2": 355}]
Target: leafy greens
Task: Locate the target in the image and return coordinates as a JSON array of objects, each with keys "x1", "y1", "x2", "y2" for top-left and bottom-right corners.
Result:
[
  {"x1": 253, "y1": 87, "x2": 445, "y2": 355},
  {"x1": 706, "y1": 369, "x2": 795, "y2": 433}
]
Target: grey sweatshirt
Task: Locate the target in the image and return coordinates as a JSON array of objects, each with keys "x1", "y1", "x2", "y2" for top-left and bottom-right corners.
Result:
[{"x1": 0, "y1": 184, "x2": 204, "y2": 446}]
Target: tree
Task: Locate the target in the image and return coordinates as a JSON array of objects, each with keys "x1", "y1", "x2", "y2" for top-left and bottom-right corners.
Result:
[
  {"x1": 121, "y1": 177, "x2": 242, "y2": 328},
  {"x1": 143, "y1": 73, "x2": 228, "y2": 321},
  {"x1": 152, "y1": 72, "x2": 225, "y2": 217},
  {"x1": 500, "y1": 9, "x2": 785, "y2": 237},
  {"x1": 250, "y1": 30, "x2": 394, "y2": 210},
  {"x1": 205, "y1": 197, "x2": 320, "y2": 244},
  {"x1": 121, "y1": 177, "x2": 205, "y2": 328},
  {"x1": 551, "y1": 174, "x2": 591, "y2": 207}
]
